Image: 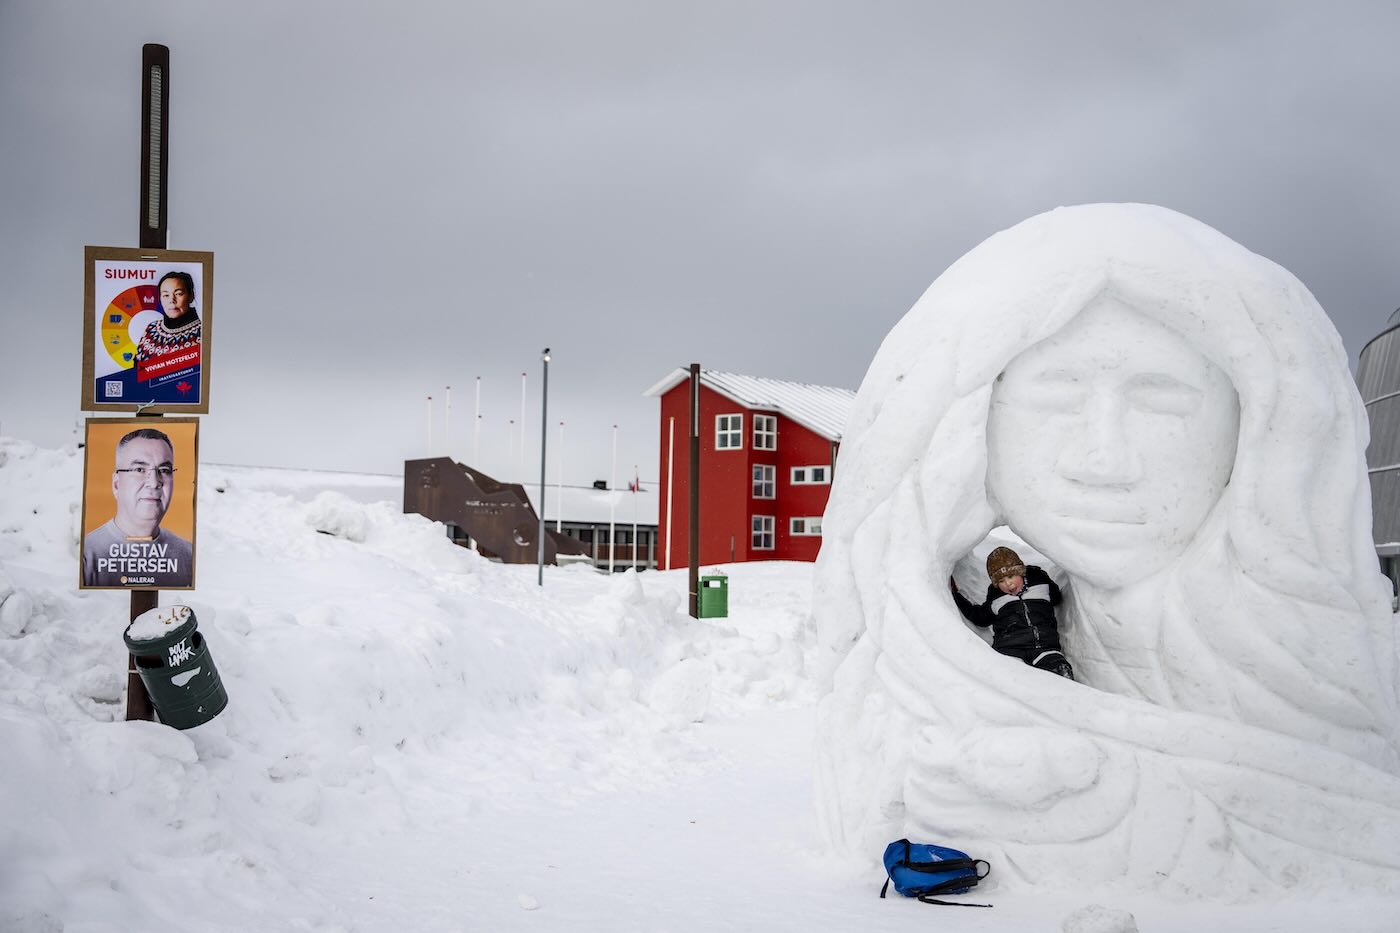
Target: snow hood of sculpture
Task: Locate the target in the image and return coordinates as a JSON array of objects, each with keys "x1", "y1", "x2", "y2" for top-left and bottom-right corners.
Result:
[{"x1": 814, "y1": 203, "x2": 1400, "y2": 895}]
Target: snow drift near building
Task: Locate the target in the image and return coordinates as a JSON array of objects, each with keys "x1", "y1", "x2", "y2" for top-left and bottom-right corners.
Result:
[
  {"x1": 813, "y1": 203, "x2": 1400, "y2": 894},
  {"x1": 0, "y1": 440, "x2": 819, "y2": 930}
]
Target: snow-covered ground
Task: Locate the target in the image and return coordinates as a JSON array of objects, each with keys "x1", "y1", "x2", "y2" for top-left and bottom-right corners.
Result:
[{"x1": 2, "y1": 436, "x2": 1398, "y2": 932}]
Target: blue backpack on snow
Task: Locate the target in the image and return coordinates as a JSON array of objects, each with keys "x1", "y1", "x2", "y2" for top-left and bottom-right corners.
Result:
[{"x1": 879, "y1": 839, "x2": 991, "y2": 907}]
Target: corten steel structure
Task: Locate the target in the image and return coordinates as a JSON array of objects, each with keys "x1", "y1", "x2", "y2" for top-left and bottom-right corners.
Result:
[
  {"x1": 404, "y1": 458, "x2": 588, "y2": 565},
  {"x1": 644, "y1": 369, "x2": 855, "y2": 569},
  {"x1": 1358, "y1": 308, "x2": 1400, "y2": 595}
]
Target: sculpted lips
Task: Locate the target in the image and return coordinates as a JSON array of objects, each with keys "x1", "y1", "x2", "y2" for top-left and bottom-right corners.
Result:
[{"x1": 1054, "y1": 499, "x2": 1148, "y2": 525}]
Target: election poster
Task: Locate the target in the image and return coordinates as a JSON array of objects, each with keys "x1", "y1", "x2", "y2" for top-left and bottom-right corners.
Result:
[
  {"x1": 82, "y1": 246, "x2": 214, "y2": 413},
  {"x1": 79, "y1": 418, "x2": 199, "y2": 591}
]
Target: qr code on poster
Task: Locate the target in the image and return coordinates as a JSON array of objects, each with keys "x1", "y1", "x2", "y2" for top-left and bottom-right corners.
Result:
[{"x1": 105, "y1": 381, "x2": 123, "y2": 398}]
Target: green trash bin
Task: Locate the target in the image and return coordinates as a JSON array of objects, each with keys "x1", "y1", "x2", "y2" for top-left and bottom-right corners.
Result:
[
  {"x1": 123, "y1": 605, "x2": 228, "y2": 729},
  {"x1": 698, "y1": 574, "x2": 729, "y2": 618}
]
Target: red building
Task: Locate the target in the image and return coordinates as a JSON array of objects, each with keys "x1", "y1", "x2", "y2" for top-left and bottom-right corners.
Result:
[{"x1": 644, "y1": 369, "x2": 855, "y2": 569}]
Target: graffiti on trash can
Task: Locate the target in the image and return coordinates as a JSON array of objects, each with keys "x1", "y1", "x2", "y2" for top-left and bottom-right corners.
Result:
[
  {"x1": 168, "y1": 638, "x2": 195, "y2": 666},
  {"x1": 171, "y1": 666, "x2": 201, "y2": 687}
]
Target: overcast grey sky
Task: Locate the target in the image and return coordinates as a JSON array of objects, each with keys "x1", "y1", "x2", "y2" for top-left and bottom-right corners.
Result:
[{"x1": 4, "y1": 1, "x2": 1399, "y2": 484}]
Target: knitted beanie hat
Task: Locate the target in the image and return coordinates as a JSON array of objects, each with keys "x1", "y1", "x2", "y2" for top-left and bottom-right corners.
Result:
[{"x1": 986, "y1": 547, "x2": 1026, "y2": 584}]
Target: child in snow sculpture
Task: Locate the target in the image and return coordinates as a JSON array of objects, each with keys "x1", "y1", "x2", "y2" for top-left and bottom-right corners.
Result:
[
  {"x1": 812, "y1": 203, "x2": 1400, "y2": 895},
  {"x1": 951, "y1": 547, "x2": 1073, "y2": 680}
]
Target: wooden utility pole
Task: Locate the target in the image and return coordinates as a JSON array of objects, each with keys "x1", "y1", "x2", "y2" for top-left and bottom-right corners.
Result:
[
  {"x1": 688, "y1": 363, "x2": 700, "y2": 618},
  {"x1": 126, "y1": 43, "x2": 171, "y2": 722}
]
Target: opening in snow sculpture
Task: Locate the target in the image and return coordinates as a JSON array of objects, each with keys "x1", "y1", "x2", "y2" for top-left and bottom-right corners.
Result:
[{"x1": 813, "y1": 203, "x2": 1400, "y2": 895}]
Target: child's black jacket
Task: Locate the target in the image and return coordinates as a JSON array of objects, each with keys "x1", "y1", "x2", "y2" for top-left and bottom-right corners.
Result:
[{"x1": 953, "y1": 565, "x2": 1063, "y2": 653}]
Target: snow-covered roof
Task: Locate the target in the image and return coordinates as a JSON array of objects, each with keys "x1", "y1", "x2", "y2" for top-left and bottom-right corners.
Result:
[
  {"x1": 526, "y1": 482, "x2": 658, "y2": 526},
  {"x1": 642, "y1": 369, "x2": 855, "y2": 442}
]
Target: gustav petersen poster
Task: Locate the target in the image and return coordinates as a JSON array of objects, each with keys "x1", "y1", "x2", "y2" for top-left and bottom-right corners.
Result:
[
  {"x1": 82, "y1": 246, "x2": 214, "y2": 413},
  {"x1": 79, "y1": 418, "x2": 199, "y2": 590}
]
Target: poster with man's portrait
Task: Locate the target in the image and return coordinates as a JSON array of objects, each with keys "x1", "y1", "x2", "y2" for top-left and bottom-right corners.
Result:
[
  {"x1": 82, "y1": 246, "x2": 214, "y2": 413},
  {"x1": 79, "y1": 418, "x2": 198, "y2": 590}
]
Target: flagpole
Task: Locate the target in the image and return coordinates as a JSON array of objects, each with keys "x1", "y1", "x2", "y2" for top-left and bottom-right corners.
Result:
[
  {"x1": 473, "y1": 376, "x2": 481, "y2": 465},
  {"x1": 632, "y1": 464, "x2": 639, "y2": 572},
  {"x1": 608, "y1": 424, "x2": 617, "y2": 574},
  {"x1": 555, "y1": 421, "x2": 564, "y2": 533},
  {"x1": 519, "y1": 371, "x2": 528, "y2": 480},
  {"x1": 444, "y1": 385, "x2": 452, "y2": 455},
  {"x1": 426, "y1": 395, "x2": 433, "y2": 453}
]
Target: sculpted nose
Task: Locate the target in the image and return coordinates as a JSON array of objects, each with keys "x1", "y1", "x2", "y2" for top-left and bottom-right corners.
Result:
[{"x1": 1057, "y1": 393, "x2": 1141, "y2": 487}]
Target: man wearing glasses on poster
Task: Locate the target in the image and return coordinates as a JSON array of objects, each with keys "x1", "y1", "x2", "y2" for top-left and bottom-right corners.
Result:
[{"x1": 81, "y1": 428, "x2": 193, "y2": 588}]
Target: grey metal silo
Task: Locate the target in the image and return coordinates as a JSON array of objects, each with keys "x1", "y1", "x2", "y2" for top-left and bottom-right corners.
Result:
[{"x1": 1357, "y1": 307, "x2": 1400, "y2": 598}]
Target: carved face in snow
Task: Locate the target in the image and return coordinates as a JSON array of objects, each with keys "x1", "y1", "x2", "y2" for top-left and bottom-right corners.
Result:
[
  {"x1": 986, "y1": 296, "x2": 1239, "y2": 588},
  {"x1": 814, "y1": 206, "x2": 1397, "y2": 885}
]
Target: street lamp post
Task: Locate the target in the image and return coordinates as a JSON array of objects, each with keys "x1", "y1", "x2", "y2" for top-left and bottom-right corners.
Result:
[{"x1": 537, "y1": 348, "x2": 550, "y2": 585}]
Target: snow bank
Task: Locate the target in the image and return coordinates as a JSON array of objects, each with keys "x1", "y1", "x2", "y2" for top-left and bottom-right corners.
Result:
[
  {"x1": 1062, "y1": 905, "x2": 1139, "y2": 933},
  {"x1": 0, "y1": 437, "x2": 818, "y2": 930},
  {"x1": 814, "y1": 203, "x2": 1400, "y2": 895}
]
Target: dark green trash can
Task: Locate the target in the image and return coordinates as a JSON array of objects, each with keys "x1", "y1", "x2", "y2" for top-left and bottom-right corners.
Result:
[
  {"x1": 123, "y1": 605, "x2": 228, "y2": 729},
  {"x1": 698, "y1": 574, "x2": 729, "y2": 618}
]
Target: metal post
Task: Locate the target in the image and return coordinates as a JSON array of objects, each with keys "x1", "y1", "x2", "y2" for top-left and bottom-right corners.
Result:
[
  {"x1": 537, "y1": 349, "x2": 550, "y2": 586},
  {"x1": 473, "y1": 376, "x2": 481, "y2": 465},
  {"x1": 688, "y1": 363, "x2": 700, "y2": 618},
  {"x1": 555, "y1": 421, "x2": 564, "y2": 533},
  {"x1": 128, "y1": 42, "x2": 171, "y2": 722},
  {"x1": 519, "y1": 372, "x2": 527, "y2": 478},
  {"x1": 608, "y1": 424, "x2": 617, "y2": 574}
]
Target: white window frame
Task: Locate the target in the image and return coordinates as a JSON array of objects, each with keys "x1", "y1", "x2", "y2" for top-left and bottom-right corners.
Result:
[
  {"x1": 791, "y1": 465, "x2": 830, "y2": 485},
  {"x1": 790, "y1": 516, "x2": 823, "y2": 536},
  {"x1": 753, "y1": 414, "x2": 777, "y2": 451},
  {"x1": 752, "y1": 464, "x2": 775, "y2": 499},
  {"x1": 716, "y1": 413, "x2": 743, "y2": 450},
  {"x1": 752, "y1": 514, "x2": 775, "y2": 550}
]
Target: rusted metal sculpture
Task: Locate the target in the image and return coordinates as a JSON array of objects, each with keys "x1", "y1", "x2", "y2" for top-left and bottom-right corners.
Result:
[{"x1": 404, "y1": 457, "x2": 588, "y2": 564}]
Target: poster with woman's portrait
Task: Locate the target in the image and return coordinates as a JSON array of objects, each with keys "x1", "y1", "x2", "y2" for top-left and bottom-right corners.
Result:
[
  {"x1": 82, "y1": 246, "x2": 214, "y2": 413},
  {"x1": 79, "y1": 418, "x2": 199, "y2": 591}
]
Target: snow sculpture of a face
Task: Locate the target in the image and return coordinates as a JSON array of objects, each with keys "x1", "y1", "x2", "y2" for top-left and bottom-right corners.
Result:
[
  {"x1": 986, "y1": 297, "x2": 1239, "y2": 588},
  {"x1": 812, "y1": 203, "x2": 1400, "y2": 896}
]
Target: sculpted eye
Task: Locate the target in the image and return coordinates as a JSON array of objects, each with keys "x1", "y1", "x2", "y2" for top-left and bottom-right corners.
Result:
[
  {"x1": 1124, "y1": 374, "x2": 1202, "y2": 414},
  {"x1": 1011, "y1": 371, "x2": 1088, "y2": 411}
]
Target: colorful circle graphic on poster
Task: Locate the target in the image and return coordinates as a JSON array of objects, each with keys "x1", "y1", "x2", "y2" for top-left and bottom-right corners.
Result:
[{"x1": 100, "y1": 285, "x2": 159, "y2": 368}]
